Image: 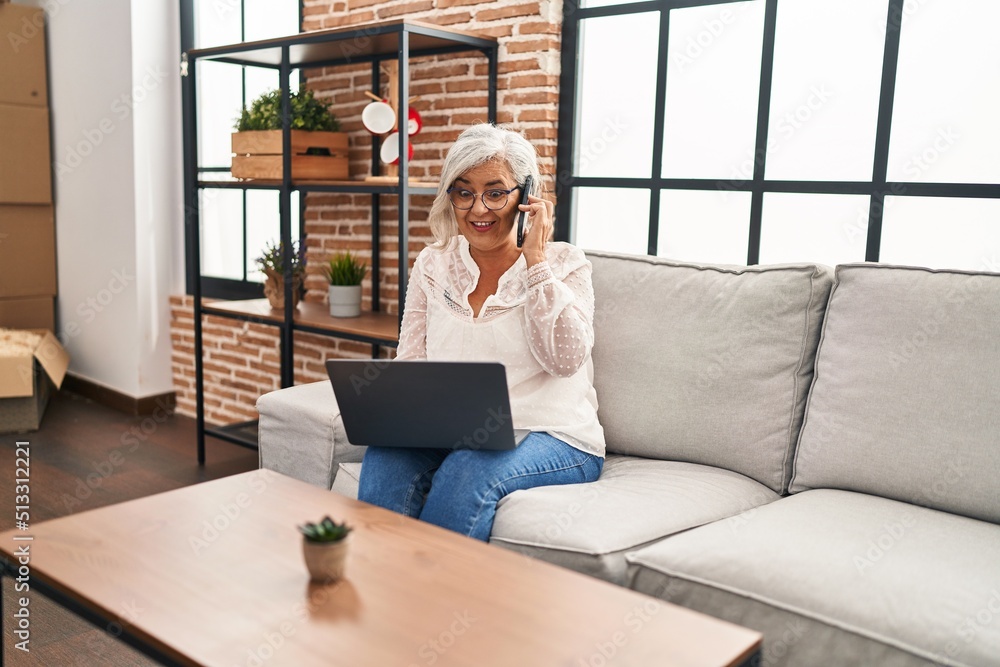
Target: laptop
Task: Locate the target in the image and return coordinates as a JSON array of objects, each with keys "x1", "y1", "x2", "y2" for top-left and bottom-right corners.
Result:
[{"x1": 325, "y1": 359, "x2": 531, "y2": 450}]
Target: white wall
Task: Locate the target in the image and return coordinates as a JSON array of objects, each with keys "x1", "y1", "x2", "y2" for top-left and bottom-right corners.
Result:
[{"x1": 29, "y1": 0, "x2": 183, "y2": 399}]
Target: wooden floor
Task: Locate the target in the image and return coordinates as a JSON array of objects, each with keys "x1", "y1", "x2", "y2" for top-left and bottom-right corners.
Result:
[{"x1": 1, "y1": 390, "x2": 259, "y2": 666}]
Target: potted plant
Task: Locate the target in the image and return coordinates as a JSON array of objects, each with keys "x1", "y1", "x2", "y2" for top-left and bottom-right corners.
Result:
[
  {"x1": 325, "y1": 251, "x2": 367, "y2": 318},
  {"x1": 298, "y1": 516, "x2": 352, "y2": 583},
  {"x1": 232, "y1": 85, "x2": 348, "y2": 180},
  {"x1": 255, "y1": 239, "x2": 305, "y2": 310}
]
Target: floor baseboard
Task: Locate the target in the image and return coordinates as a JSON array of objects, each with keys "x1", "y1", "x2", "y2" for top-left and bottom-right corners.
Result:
[{"x1": 62, "y1": 374, "x2": 176, "y2": 417}]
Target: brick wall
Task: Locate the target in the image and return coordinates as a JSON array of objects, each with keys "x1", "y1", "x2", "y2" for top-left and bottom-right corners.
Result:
[
  {"x1": 170, "y1": 0, "x2": 563, "y2": 422},
  {"x1": 170, "y1": 296, "x2": 389, "y2": 423}
]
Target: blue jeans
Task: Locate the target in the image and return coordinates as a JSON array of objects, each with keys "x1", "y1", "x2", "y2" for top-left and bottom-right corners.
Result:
[{"x1": 357, "y1": 432, "x2": 603, "y2": 541}]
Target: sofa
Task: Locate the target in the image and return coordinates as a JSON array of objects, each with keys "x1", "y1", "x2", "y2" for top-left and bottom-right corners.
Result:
[{"x1": 257, "y1": 251, "x2": 1000, "y2": 667}]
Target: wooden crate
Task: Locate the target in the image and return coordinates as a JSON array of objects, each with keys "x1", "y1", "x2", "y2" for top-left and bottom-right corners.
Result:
[{"x1": 231, "y1": 130, "x2": 349, "y2": 180}]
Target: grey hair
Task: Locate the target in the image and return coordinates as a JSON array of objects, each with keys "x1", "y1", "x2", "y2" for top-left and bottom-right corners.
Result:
[{"x1": 427, "y1": 124, "x2": 542, "y2": 247}]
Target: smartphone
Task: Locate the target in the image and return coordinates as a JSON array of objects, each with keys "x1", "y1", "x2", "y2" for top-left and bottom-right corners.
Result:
[{"x1": 516, "y1": 176, "x2": 533, "y2": 248}]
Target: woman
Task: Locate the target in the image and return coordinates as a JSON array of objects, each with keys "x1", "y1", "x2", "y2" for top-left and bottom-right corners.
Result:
[{"x1": 357, "y1": 124, "x2": 605, "y2": 541}]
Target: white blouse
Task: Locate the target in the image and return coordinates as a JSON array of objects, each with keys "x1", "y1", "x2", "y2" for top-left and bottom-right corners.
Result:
[{"x1": 396, "y1": 235, "x2": 606, "y2": 457}]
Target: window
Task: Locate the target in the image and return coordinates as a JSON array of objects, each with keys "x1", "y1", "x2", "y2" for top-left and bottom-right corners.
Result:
[
  {"x1": 180, "y1": 0, "x2": 302, "y2": 298},
  {"x1": 557, "y1": 0, "x2": 1000, "y2": 271}
]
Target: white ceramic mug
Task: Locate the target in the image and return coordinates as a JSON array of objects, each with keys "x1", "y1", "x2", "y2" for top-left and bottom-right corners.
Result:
[
  {"x1": 362, "y1": 100, "x2": 395, "y2": 135},
  {"x1": 379, "y1": 131, "x2": 413, "y2": 165}
]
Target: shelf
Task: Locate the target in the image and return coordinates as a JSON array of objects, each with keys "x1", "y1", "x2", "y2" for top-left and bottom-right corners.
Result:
[
  {"x1": 202, "y1": 298, "x2": 399, "y2": 346},
  {"x1": 184, "y1": 18, "x2": 497, "y2": 464},
  {"x1": 197, "y1": 178, "x2": 439, "y2": 195},
  {"x1": 188, "y1": 19, "x2": 497, "y2": 69},
  {"x1": 206, "y1": 420, "x2": 259, "y2": 450}
]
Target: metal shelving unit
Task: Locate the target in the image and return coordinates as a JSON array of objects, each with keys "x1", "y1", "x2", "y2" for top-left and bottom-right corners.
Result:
[{"x1": 182, "y1": 19, "x2": 498, "y2": 462}]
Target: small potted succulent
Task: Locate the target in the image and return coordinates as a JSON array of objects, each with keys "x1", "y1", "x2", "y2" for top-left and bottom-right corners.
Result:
[
  {"x1": 255, "y1": 239, "x2": 305, "y2": 310},
  {"x1": 325, "y1": 251, "x2": 367, "y2": 318},
  {"x1": 298, "y1": 516, "x2": 352, "y2": 583}
]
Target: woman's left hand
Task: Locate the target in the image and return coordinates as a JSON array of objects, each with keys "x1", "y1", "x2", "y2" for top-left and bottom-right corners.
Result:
[{"x1": 519, "y1": 194, "x2": 554, "y2": 267}]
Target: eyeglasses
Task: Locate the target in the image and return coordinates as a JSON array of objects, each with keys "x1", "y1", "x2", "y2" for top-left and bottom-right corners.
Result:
[{"x1": 446, "y1": 185, "x2": 521, "y2": 211}]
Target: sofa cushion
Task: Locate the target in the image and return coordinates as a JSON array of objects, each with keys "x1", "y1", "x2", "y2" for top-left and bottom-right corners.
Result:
[
  {"x1": 587, "y1": 252, "x2": 833, "y2": 493},
  {"x1": 256, "y1": 380, "x2": 362, "y2": 489},
  {"x1": 489, "y1": 454, "x2": 779, "y2": 585},
  {"x1": 791, "y1": 264, "x2": 1000, "y2": 523},
  {"x1": 626, "y1": 489, "x2": 1000, "y2": 667}
]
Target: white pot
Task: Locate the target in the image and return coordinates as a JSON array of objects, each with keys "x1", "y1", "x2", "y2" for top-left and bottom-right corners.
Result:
[
  {"x1": 328, "y1": 284, "x2": 362, "y2": 318},
  {"x1": 302, "y1": 535, "x2": 350, "y2": 583}
]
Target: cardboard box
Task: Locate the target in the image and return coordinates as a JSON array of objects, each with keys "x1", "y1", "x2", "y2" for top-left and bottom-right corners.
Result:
[
  {"x1": 0, "y1": 329, "x2": 69, "y2": 434},
  {"x1": 0, "y1": 205, "x2": 56, "y2": 297},
  {"x1": 0, "y1": 296, "x2": 54, "y2": 330},
  {"x1": 0, "y1": 103, "x2": 52, "y2": 204},
  {"x1": 0, "y1": 4, "x2": 48, "y2": 107}
]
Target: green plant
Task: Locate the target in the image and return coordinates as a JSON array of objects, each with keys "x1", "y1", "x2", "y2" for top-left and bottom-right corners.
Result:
[
  {"x1": 325, "y1": 251, "x2": 367, "y2": 286},
  {"x1": 298, "y1": 516, "x2": 352, "y2": 543},
  {"x1": 255, "y1": 239, "x2": 305, "y2": 278},
  {"x1": 235, "y1": 85, "x2": 341, "y2": 132}
]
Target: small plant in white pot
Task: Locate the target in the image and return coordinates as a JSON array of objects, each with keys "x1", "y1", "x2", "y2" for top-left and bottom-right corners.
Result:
[
  {"x1": 298, "y1": 516, "x2": 352, "y2": 583},
  {"x1": 325, "y1": 251, "x2": 367, "y2": 318}
]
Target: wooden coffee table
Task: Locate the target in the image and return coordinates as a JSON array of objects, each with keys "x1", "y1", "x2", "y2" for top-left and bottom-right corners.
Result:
[{"x1": 0, "y1": 469, "x2": 761, "y2": 666}]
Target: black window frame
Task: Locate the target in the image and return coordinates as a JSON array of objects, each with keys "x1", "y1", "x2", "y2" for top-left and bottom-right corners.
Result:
[
  {"x1": 555, "y1": 0, "x2": 1000, "y2": 264},
  {"x1": 180, "y1": 0, "x2": 305, "y2": 300}
]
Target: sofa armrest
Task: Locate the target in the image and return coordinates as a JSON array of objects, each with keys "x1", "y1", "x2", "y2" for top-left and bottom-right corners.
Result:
[{"x1": 256, "y1": 380, "x2": 366, "y2": 489}]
